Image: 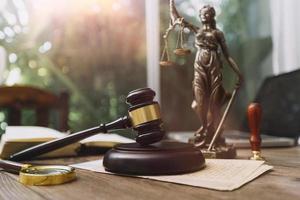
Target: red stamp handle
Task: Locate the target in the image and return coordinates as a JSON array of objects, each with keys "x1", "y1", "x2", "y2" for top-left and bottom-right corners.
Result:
[{"x1": 248, "y1": 103, "x2": 262, "y2": 151}]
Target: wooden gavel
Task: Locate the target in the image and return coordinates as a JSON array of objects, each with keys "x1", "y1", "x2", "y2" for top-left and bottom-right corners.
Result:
[
  {"x1": 9, "y1": 88, "x2": 165, "y2": 161},
  {"x1": 247, "y1": 103, "x2": 264, "y2": 160}
]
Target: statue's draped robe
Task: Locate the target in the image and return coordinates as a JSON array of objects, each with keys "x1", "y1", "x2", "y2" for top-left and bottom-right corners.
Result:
[{"x1": 193, "y1": 29, "x2": 226, "y2": 131}]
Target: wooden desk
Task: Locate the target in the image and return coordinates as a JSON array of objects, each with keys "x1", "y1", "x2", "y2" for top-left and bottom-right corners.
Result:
[{"x1": 0, "y1": 147, "x2": 299, "y2": 200}]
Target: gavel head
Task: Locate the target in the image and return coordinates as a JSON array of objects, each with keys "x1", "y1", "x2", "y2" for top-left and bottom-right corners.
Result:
[{"x1": 126, "y1": 88, "x2": 165, "y2": 145}]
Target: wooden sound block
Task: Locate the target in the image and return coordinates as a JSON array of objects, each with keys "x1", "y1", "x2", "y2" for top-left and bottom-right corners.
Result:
[{"x1": 103, "y1": 141, "x2": 205, "y2": 175}]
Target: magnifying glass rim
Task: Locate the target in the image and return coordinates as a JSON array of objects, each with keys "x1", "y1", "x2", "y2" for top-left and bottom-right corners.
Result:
[{"x1": 19, "y1": 165, "x2": 76, "y2": 186}]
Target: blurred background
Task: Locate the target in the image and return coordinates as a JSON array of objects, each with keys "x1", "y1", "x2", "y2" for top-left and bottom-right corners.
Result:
[
  {"x1": 0, "y1": 0, "x2": 147, "y2": 134},
  {"x1": 0, "y1": 0, "x2": 298, "y2": 136}
]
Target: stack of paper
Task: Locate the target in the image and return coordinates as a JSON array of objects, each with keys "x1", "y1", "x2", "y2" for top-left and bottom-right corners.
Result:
[{"x1": 71, "y1": 159, "x2": 273, "y2": 191}]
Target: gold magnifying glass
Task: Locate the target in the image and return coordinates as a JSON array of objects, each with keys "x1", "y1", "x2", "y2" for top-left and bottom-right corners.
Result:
[{"x1": 0, "y1": 159, "x2": 76, "y2": 186}]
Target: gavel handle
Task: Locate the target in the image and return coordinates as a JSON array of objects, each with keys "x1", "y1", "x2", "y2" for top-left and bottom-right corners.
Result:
[
  {"x1": 9, "y1": 116, "x2": 131, "y2": 161},
  {"x1": 0, "y1": 159, "x2": 27, "y2": 174}
]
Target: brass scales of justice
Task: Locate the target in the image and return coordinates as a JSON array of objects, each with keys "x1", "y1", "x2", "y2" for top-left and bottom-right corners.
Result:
[{"x1": 161, "y1": 0, "x2": 243, "y2": 158}]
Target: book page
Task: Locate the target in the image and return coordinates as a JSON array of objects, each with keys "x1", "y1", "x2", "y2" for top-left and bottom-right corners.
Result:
[
  {"x1": 0, "y1": 126, "x2": 134, "y2": 158},
  {"x1": 80, "y1": 134, "x2": 134, "y2": 147},
  {"x1": 71, "y1": 159, "x2": 273, "y2": 191},
  {"x1": 0, "y1": 126, "x2": 79, "y2": 158},
  {"x1": 3, "y1": 126, "x2": 65, "y2": 142}
]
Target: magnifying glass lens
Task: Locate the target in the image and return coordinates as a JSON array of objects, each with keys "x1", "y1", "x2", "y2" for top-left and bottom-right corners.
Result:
[
  {"x1": 20, "y1": 166, "x2": 76, "y2": 186},
  {"x1": 24, "y1": 167, "x2": 70, "y2": 175}
]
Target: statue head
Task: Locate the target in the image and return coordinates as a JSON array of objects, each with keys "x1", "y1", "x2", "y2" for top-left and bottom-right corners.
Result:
[{"x1": 199, "y1": 5, "x2": 216, "y2": 24}]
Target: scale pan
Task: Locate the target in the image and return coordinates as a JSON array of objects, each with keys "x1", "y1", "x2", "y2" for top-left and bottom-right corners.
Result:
[
  {"x1": 160, "y1": 61, "x2": 177, "y2": 67},
  {"x1": 174, "y1": 48, "x2": 191, "y2": 56}
]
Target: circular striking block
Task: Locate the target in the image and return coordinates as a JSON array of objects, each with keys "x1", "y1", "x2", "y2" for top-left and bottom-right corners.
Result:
[{"x1": 103, "y1": 141, "x2": 205, "y2": 175}]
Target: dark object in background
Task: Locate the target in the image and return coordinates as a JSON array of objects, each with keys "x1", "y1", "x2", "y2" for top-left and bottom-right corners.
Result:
[
  {"x1": 0, "y1": 86, "x2": 69, "y2": 132},
  {"x1": 242, "y1": 69, "x2": 300, "y2": 139}
]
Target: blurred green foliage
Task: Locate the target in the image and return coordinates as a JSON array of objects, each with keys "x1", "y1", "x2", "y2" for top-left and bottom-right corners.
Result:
[{"x1": 0, "y1": 0, "x2": 147, "y2": 133}]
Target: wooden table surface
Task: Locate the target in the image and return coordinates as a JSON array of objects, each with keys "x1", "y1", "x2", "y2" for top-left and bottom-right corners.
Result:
[{"x1": 0, "y1": 147, "x2": 299, "y2": 200}]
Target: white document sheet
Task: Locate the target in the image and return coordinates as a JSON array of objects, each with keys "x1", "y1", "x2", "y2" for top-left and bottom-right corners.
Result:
[{"x1": 71, "y1": 159, "x2": 273, "y2": 191}]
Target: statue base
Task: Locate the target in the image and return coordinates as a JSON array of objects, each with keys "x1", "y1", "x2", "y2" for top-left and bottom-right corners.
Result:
[
  {"x1": 188, "y1": 133, "x2": 236, "y2": 159},
  {"x1": 201, "y1": 145, "x2": 237, "y2": 159}
]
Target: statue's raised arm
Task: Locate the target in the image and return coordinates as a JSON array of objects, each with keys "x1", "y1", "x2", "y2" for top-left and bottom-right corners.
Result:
[
  {"x1": 164, "y1": 0, "x2": 199, "y2": 38},
  {"x1": 169, "y1": 0, "x2": 181, "y2": 26}
]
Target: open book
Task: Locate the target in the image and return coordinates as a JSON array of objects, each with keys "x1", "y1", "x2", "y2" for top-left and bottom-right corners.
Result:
[{"x1": 0, "y1": 126, "x2": 134, "y2": 159}]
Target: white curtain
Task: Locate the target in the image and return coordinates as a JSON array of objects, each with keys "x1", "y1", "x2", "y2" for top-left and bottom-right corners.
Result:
[
  {"x1": 0, "y1": 46, "x2": 6, "y2": 84},
  {"x1": 271, "y1": 0, "x2": 300, "y2": 75},
  {"x1": 146, "y1": 0, "x2": 160, "y2": 102}
]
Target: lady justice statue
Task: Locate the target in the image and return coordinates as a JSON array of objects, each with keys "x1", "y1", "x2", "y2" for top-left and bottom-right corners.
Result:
[{"x1": 161, "y1": 0, "x2": 243, "y2": 158}]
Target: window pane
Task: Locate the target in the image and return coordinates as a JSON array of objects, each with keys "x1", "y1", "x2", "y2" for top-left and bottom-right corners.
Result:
[{"x1": 0, "y1": 0, "x2": 147, "y2": 131}]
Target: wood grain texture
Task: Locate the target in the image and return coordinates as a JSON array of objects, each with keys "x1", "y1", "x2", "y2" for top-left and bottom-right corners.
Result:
[
  {"x1": 0, "y1": 147, "x2": 299, "y2": 200},
  {"x1": 0, "y1": 171, "x2": 45, "y2": 200}
]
